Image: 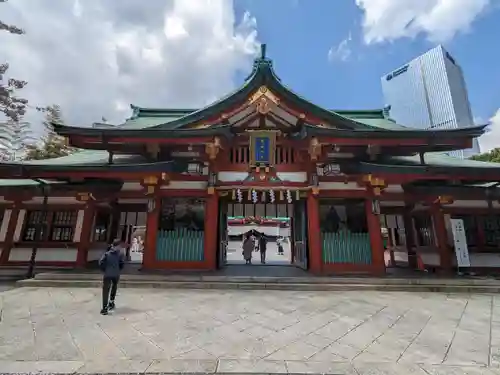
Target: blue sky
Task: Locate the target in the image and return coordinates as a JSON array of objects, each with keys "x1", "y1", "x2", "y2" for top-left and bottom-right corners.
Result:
[{"x1": 234, "y1": 0, "x2": 500, "y2": 151}]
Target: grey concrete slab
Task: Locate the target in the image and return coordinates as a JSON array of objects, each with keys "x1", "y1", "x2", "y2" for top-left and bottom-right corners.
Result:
[
  {"x1": 0, "y1": 360, "x2": 84, "y2": 374},
  {"x1": 285, "y1": 360, "x2": 358, "y2": 374},
  {"x1": 147, "y1": 359, "x2": 217, "y2": 373},
  {"x1": 74, "y1": 359, "x2": 153, "y2": 373},
  {"x1": 0, "y1": 282, "x2": 16, "y2": 292},
  {"x1": 217, "y1": 359, "x2": 287, "y2": 373},
  {"x1": 420, "y1": 365, "x2": 500, "y2": 375},
  {"x1": 353, "y1": 362, "x2": 428, "y2": 374},
  {"x1": 1, "y1": 287, "x2": 499, "y2": 374}
]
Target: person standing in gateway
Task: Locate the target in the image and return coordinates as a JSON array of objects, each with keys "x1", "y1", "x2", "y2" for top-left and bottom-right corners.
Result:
[
  {"x1": 259, "y1": 233, "x2": 267, "y2": 264},
  {"x1": 98, "y1": 239, "x2": 126, "y2": 315}
]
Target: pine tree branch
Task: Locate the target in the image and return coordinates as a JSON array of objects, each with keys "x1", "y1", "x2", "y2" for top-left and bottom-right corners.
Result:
[{"x1": 1, "y1": 0, "x2": 27, "y2": 121}]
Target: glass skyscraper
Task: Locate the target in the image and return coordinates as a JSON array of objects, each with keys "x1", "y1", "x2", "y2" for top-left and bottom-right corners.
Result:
[{"x1": 381, "y1": 45, "x2": 480, "y2": 159}]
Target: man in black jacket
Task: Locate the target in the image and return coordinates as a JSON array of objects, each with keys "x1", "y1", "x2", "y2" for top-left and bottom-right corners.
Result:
[
  {"x1": 258, "y1": 233, "x2": 267, "y2": 264},
  {"x1": 98, "y1": 239, "x2": 125, "y2": 315}
]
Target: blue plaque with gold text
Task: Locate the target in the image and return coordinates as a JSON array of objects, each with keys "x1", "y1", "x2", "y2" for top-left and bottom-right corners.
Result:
[
  {"x1": 254, "y1": 137, "x2": 270, "y2": 164},
  {"x1": 249, "y1": 131, "x2": 276, "y2": 166}
]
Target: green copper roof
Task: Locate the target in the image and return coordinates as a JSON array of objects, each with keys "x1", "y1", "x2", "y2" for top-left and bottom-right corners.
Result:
[
  {"x1": 333, "y1": 109, "x2": 386, "y2": 119},
  {"x1": 47, "y1": 44, "x2": 484, "y2": 144},
  {"x1": 55, "y1": 45, "x2": 426, "y2": 135},
  {"x1": 119, "y1": 103, "x2": 477, "y2": 134},
  {"x1": 115, "y1": 106, "x2": 401, "y2": 131},
  {"x1": 0, "y1": 178, "x2": 125, "y2": 192},
  {"x1": 106, "y1": 106, "x2": 424, "y2": 137},
  {"x1": 15, "y1": 150, "x2": 144, "y2": 166},
  {"x1": 0, "y1": 150, "x2": 192, "y2": 174},
  {"x1": 120, "y1": 116, "x2": 179, "y2": 130},
  {"x1": 385, "y1": 153, "x2": 500, "y2": 169},
  {"x1": 344, "y1": 152, "x2": 500, "y2": 177},
  {"x1": 120, "y1": 106, "x2": 408, "y2": 131},
  {"x1": 297, "y1": 123, "x2": 485, "y2": 140},
  {"x1": 113, "y1": 107, "x2": 195, "y2": 130}
]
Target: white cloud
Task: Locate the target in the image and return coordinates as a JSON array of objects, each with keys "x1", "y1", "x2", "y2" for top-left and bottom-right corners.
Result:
[
  {"x1": 355, "y1": 0, "x2": 491, "y2": 44},
  {"x1": 0, "y1": 0, "x2": 259, "y2": 128},
  {"x1": 479, "y1": 109, "x2": 500, "y2": 153},
  {"x1": 328, "y1": 33, "x2": 352, "y2": 62}
]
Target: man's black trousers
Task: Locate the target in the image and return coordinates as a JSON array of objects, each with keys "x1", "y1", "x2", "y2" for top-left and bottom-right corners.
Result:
[{"x1": 102, "y1": 276, "x2": 119, "y2": 309}]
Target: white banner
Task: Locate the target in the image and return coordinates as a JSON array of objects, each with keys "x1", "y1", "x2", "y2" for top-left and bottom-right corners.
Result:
[{"x1": 450, "y1": 218, "x2": 471, "y2": 268}]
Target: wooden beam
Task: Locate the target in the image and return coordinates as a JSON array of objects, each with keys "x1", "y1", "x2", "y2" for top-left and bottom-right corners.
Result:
[
  {"x1": 266, "y1": 112, "x2": 296, "y2": 130},
  {"x1": 277, "y1": 100, "x2": 322, "y2": 125},
  {"x1": 227, "y1": 110, "x2": 256, "y2": 129}
]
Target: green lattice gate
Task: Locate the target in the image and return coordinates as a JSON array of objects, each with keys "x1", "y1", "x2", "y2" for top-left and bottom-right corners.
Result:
[
  {"x1": 156, "y1": 228, "x2": 204, "y2": 262},
  {"x1": 321, "y1": 231, "x2": 372, "y2": 265}
]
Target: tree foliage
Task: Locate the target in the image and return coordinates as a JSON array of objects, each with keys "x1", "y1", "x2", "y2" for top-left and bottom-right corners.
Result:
[
  {"x1": 24, "y1": 105, "x2": 75, "y2": 160},
  {"x1": 470, "y1": 148, "x2": 500, "y2": 163},
  {"x1": 0, "y1": 0, "x2": 27, "y2": 122}
]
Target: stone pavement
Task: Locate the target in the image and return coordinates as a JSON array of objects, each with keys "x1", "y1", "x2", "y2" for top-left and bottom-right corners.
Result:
[
  {"x1": 2, "y1": 288, "x2": 500, "y2": 374},
  {"x1": 0, "y1": 282, "x2": 15, "y2": 293}
]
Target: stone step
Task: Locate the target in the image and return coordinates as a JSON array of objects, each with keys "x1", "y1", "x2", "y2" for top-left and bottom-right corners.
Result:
[
  {"x1": 0, "y1": 269, "x2": 29, "y2": 282},
  {"x1": 31, "y1": 272, "x2": 500, "y2": 286},
  {"x1": 16, "y1": 277, "x2": 500, "y2": 293}
]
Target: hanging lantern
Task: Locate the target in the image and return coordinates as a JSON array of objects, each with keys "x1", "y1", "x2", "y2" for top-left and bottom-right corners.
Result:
[
  {"x1": 247, "y1": 189, "x2": 251, "y2": 200},
  {"x1": 295, "y1": 190, "x2": 300, "y2": 200},
  {"x1": 261, "y1": 191, "x2": 266, "y2": 202},
  {"x1": 280, "y1": 190, "x2": 284, "y2": 201},
  {"x1": 232, "y1": 189, "x2": 236, "y2": 200}
]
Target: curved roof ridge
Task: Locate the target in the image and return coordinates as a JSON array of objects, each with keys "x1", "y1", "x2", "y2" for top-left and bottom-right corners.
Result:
[
  {"x1": 130, "y1": 106, "x2": 197, "y2": 114},
  {"x1": 134, "y1": 45, "x2": 386, "y2": 131},
  {"x1": 48, "y1": 44, "x2": 490, "y2": 136},
  {"x1": 332, "y1": 109, "x2": 385, "y2": 116},
  {"x1": 258, "y1": 64, "x2": 373, "y2": 130},
  {"x1": 145, "y1": 78, "x2": 258, "y2": 130}
]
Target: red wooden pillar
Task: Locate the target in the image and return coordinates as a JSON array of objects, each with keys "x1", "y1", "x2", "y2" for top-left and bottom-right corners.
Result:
[
  {"x1": 76, "y1": 203, "x2": 95, "y2": 268},
  {"x1": 365, "y1": 199, "x2": 386, "y2": 275},
  {"x1": 431, "y1": 204, "x2": 452, "y2": 273},
  {"x1": 142, "y1": 196, "x2": 161, "y2": 270},
  {"x1": 0, "y1": 206, "x2": 20, "y2": 265},
  {"x1": 307, "y1": 193, "x2": 322, "y2": 274},
  {"x1": 204, "y1": 192, "x2": 219, "y2": 270}
]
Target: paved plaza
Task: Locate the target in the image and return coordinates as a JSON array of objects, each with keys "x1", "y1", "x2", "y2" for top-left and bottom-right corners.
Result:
[
  {"x1": 1, "y1": 287, "x2": 500, "y2": 374},
  {"x1": 226, "y1": 240, "x2": 292, "y2": 265}
]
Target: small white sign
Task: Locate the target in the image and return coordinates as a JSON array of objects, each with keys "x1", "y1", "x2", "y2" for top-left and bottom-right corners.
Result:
[{"x1": 450, "y1": 218, "x2": 471, "y2": 268}]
